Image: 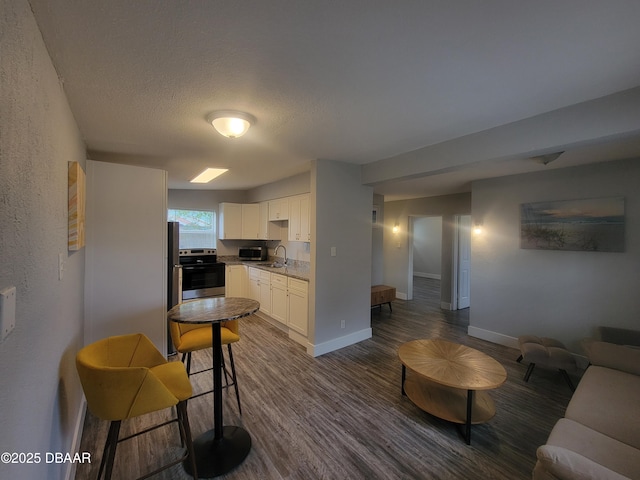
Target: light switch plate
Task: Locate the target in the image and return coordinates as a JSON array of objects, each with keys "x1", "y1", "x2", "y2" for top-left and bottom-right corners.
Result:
[{"x1": 0, "y1": 286, "x2": 16, "y2": 341}]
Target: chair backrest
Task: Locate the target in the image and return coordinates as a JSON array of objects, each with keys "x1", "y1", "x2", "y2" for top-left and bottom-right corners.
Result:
[{"x1": 76, "y1": 333, "x2": 180, "y2": 421}]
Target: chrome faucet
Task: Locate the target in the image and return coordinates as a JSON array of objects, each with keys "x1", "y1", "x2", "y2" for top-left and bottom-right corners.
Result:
[{"x1": 274, "y1": 244, "x2": 287, "y2": 265}]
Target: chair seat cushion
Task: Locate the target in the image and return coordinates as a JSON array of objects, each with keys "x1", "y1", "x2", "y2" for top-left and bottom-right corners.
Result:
[
  {"x1": 518, "y1": 335, "x2": 576, "y2": 370},
  {"x1": 176, "y1": 325, "x2": 240, "y2": 353},
  {"x1": 150, "y1": 361, "x2": 193, "y2": 402}
]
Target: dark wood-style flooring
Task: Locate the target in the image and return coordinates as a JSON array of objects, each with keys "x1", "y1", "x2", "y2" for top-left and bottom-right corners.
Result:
[{"x1": 75, "y1": 278, "x2": 577, "y2": 479}]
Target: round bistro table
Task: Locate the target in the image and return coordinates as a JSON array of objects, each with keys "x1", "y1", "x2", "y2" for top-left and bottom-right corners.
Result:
[
  {"x1": 168, "y1": 297, "x2": 259, "y2": 478},
  {"x1": 398, "y1": 338, "x2": 507, "y2": 444}
]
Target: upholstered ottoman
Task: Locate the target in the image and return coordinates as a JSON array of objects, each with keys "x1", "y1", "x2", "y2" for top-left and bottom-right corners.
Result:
[{"x1": 517, "y1": 335, "x2": 576, "y2": 391}]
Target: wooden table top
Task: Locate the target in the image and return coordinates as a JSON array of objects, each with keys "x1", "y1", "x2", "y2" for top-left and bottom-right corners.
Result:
[
  {"x1": 168, "y1": 297, "x2": 260, "y2": 325},
  {"x1": 398, "y1": 339, "x2": 507, "y2": 390}
]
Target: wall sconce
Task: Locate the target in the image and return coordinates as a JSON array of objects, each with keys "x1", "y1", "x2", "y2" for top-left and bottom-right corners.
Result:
[
  {"x1": 392, "y1": 224, "x2": 400, "y2": 234},
  {"x1": 473, "y1": 221, "x2": 483, "y2": 235}
]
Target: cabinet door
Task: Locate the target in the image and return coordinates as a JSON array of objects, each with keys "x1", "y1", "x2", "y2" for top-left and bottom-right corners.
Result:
[
  {"x1": 288, "y1": 278, "x2": 308, "y2": 335},
  {"x1": 248, "y1": 268, "x2": 260, "y2": 301},
  {"x1": 259, "y1": 201, "x2": 280, "y2": 240},
  {"x1": 270, "y1": 274, "x2": 288, "y2": 324},
  {"x1": 300, "y1": 194, "x2": 310, "y2": 242},
  {"x1": 241, "y1": 203, "x2": 260, "y2": 239},
  {"x1": 258, "y1": 271, "x2": 271, "y2": 314},
  {"x1": 219, "y1": 203, "x2": 242, "y2": 239},
  {"x1": 225, "y1": 265, "x2": 246, "y2": 297},
  {"x1": 269, "y1": 198, "x2": 289, "y2": 221},
  {"x1": 288, "y1": 195, "x2": 301, "y2": 241}
]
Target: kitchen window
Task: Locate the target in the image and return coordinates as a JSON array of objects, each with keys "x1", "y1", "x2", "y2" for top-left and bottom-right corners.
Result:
[{"x1": 168, "y1": 209, "x2": 216, "y2": 248}]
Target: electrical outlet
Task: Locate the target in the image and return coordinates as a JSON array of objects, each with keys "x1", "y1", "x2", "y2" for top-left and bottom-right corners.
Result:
[
  {"x1": 340, "y1": 320, "x2": 345, "y2": 329},
  {"x1": 0, "y1": 286, "x2": 16, "y2": 341}
]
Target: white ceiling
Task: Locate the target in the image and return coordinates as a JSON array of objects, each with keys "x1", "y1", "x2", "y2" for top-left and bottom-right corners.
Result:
[{"x1": 29, "y1": 1, "x2": 640, "y2": 200}]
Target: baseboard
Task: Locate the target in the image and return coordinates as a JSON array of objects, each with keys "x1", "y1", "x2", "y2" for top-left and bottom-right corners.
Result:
[
  {"x1": 65, "y1": 397, "x2": 87, "y2": 480},
  {"x1": 440, "y1": 301, "x2": 453, "y2": 310},
  {"x1": 396, "y1": 292, "x2": 408, "y2": 300},
  {"x1": 414, "y1": 272, "x2": 441, "y2": 280},
  {"x1": 288, "y1": 329, "x2": 310, "y2": 349},
  {"x1": 308, "y1": 328, "x2": 372, "y2": 357},
  {"x1": 467, "y1": 326, "x2": 519, "y2": 349}
]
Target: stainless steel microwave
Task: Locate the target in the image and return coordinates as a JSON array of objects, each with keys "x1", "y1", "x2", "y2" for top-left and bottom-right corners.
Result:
[{"x1": 238, "y1": 246, "x2": 268, "y2": 261}]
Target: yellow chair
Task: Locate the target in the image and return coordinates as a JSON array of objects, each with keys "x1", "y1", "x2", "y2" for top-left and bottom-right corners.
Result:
[
  {"x1": 76, "y1": 333, "x2": 198, "y2": 480},
  {"x1": 169, "y1": 319, "x2": 242, "y2": 413}
]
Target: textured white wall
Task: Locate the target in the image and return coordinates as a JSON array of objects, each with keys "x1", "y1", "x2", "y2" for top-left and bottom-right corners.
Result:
[
  {"x1": 0, "y1": 1, "x2": 86, "y2": 478},
  {"x1": 470, "y1": 159, "x2": 640, "y2": 352}
]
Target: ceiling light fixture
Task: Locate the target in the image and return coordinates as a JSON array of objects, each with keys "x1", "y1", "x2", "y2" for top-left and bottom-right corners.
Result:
[
  {"x1": 190, "y1": 168, "x2": 228, "y2": 183},
  {"x1": 207, "y1": 111, "x2": 255, "y2": 138}
]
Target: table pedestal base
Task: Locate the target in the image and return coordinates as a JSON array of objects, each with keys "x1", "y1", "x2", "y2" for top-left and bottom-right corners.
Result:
[{"x1": 183, "y1": 426, "x2": 251, "y2": 478}]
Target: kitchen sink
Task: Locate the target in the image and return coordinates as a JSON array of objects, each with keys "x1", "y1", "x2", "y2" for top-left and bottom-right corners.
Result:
[{"x1": 255, "y1": 262, "x2": 285, "y2": 268}]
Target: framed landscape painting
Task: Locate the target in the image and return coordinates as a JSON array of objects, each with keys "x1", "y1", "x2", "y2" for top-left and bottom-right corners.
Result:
[{"x1": 520, "y1": 197, "x2": 624, "y2": 252}]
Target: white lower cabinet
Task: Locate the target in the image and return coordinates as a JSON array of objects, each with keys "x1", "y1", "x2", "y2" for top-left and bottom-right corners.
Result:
[
  {"x1": 225, "y1": 265, "x2": 247, "y2": 297},
  {"x1": 258, "y1": 270, "x2": 271, "y2": 315},
  {"x1": 247, "y1": 266, "x2": 309, "y2": 340},
  {"x1": 287, "y1": 278, "x2": 308, "y2": 336},
  {"x1": 270, "y1": 274, "x2": 288, "y2": 324}
]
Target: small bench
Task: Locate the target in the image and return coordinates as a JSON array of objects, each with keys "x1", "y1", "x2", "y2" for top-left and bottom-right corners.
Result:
[
  {"x1": 371, "y1": 285, "x2": 395, "y2": 312},
  {"x1": 517, "y1": 335, "x2": 577, "y2": 391}
]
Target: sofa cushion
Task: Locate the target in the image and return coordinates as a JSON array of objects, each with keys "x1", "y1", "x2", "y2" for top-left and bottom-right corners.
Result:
[
  {"x1": 565, "y1": 366, "x2": 640, "y2": 450},
  {"x1": 542, "y1": 418, "x2": 640, "y2": 479}
]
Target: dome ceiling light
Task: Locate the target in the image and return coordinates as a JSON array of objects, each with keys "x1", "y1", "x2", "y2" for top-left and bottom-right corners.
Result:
[{"x1": 207, "y1": 111, "x2": 256, "y2": 138}]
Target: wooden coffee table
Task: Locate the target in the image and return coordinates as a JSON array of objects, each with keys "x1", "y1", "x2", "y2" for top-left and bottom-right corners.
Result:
[{"x1": 398, "y1": 338, "x2": 507, "y2": 444}]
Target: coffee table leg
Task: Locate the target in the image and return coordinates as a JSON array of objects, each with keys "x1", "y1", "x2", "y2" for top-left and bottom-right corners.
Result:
[
  {"x1": 401, "y1": 365, "x2": 406, "y2": 396},
  {"x1": 465, "y1": 389, "x2": 473, "y2": 445}
]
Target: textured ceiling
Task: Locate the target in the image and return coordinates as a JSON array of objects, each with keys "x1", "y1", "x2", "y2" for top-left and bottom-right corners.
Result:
[{"x1": 29, "y1": 0, "x2": 640, "y2": 198}]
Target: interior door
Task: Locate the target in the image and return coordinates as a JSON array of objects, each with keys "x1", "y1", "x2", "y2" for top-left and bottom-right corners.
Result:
[{"x1": 457, "y1": 215, "x2": 471, "y2": 309}]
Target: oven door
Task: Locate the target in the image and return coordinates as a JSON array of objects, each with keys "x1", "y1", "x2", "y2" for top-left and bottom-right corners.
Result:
[{"x1": 181, "y1": 262, "x2": 226, "y2": 300}]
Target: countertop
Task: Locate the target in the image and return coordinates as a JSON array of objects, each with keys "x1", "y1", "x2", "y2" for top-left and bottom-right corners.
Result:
[{"x1": 218, "y1": 256, "x2": 310, "y2": 281}]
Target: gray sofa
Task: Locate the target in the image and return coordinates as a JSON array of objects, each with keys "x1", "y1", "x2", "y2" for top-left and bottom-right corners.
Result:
[{"x1": 533, "y1": 339, "x2": 640, "y2": 480}]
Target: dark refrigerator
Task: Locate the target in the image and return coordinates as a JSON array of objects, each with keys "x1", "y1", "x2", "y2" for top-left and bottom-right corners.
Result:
[{"x1": 167, "y1": 221, "x2": 182, "y2": 354}]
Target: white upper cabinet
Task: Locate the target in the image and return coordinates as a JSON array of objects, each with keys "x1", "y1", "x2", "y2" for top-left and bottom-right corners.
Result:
[
  {"x1": 288, "y1": 193, "x2": 310, "y2": 242},
  {"x1": 259, "y1": 201, "x2": 281, "y2": 240},
  {"x1": 219, "y1": 202, "x2": 242, "y2": 239},
  {"x1": 268, "y1": 197, "x2": 289, "y2": 221},
  {"x1": 241, "y1": 203, "x2": 260, "y2": 239}
]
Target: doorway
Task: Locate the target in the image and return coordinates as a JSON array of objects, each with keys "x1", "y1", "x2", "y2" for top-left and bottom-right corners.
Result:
[
  {"x1": 408, "y1": 216, "x2": 443, "y2": 302},
  {"x1": 452, "y1": 215, "x2": 471, "y2": 310}
]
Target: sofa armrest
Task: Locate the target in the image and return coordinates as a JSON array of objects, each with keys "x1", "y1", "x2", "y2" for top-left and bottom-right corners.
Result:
[
  {"x1": 596, "y1": 326, "x2": 640, "y2": 347},
  {"x1": 536, "y1": 445, "x2": 631, "y2": 480},
  {"x1": 582, "y1": 341, "x2": 640, "y2": 375}
]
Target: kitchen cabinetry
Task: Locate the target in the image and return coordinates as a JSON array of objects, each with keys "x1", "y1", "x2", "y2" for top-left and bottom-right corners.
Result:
[
  {"x1": 259, "y1": 201, "x2": 280, "y2": 240},
  {"x1": 287, "y1": 278, "x2": 308, "y2": 336},
  {"x1": 258, "y1": 270, "x2": 272, "y2": 315},
  {"x1": 268, "y1": 197, "x2": 289, "y2": 221},
  {"x1": 241, "y1": 203, "x2": 260, "y2": 239},
  {"x1": 288, "y1": 193, "x2": 310, "y2": 242},
  {"x1": 225, "y1": 265, "x2": 247, "y2": 297},
  {"x1": 248, "y1": 267, "x2": 260, "y2": 301},
  {"x1": 270, "y1": 273, "x2": 288, "y2": 324},
  {"x1": 219, "y1": 203, "x2": 242, "y2": 239}
]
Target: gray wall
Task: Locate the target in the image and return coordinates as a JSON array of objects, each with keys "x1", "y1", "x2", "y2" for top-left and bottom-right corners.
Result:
[
  {"x1": 413, "y1": 217, "x2": 443, "y2": 279},
  {"x1": 469, "y1": 158, "x2": 640, "y2": 352},
  {"x1": 310, "y1": 160, "x2": 373, "y2": 354},
  {"x1": 383, "y1": 194, "x2": 471, "y2": 303},
  {"x1": 0, "y1": 1, "x2": 86, "y2": 477}
]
